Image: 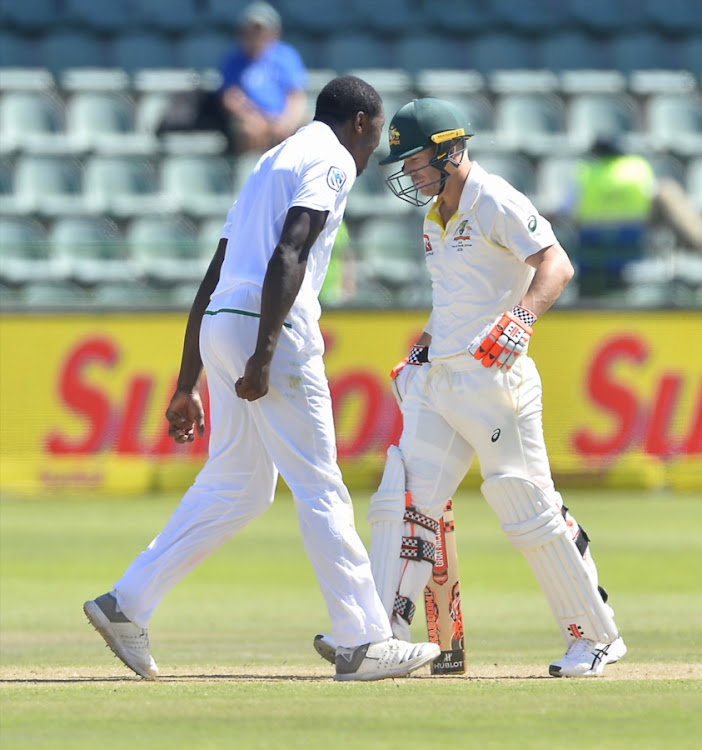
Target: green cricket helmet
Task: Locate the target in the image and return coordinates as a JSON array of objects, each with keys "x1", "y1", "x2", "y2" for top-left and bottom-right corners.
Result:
[{"x1": 379, "y1": 97, "x2": 474, "y2": 206}]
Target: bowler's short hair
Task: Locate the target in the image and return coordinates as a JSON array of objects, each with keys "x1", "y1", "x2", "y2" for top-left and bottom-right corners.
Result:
[{"x1": 314, "y1": 76, "x2": 383, "y2": 126}]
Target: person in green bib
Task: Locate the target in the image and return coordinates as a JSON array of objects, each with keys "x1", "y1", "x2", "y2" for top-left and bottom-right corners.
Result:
[{"x1": 566, "y1": 135, "x2": 702, "y2": 296}]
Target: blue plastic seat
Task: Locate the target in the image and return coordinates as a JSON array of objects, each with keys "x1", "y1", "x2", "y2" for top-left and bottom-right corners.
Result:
[
  {"x1": 62, "y1": 0, "x2": 136, "y2": 33},
  {"x1": 0, "y1": 0, "x2": 60, "y2": 31},
  {"x1": 354, "y1": 0, "x2": 423, "y2": 34},
  {"x1": 491, "y1": 0, "x2": 567, "y2": 33},
  {"x1": 679, "y1": 35, "x2": 702, "y2": 74},
  {"x1": 395, "y1": 33, "x2": 469, "y2": 73},
  {"x1": 197, "y1": 217, "x2": 227, "y2": 260},
  {"x1": 161, "y1": 155, "x2": 235, "y2": 216},
  {"x1": 83, "y1": 156, "x2": 163, "y2": 216},
  {"x1": 609, "y1": 32, "x2": 676, "y2": 73},
  {"x1": 645, "y1": 0, "x2": 702, "y2": 34},
  {"x1": 539, "y1": 32, "x2": 608, "y2": 72},
  {"x1": 127, "y1": 215, "x2": 203, "y2": 285},
  {"x1": 568, "y1": 0, "x2": 646, "y2": 33},
  {"x1": 278, "y1": 0, "x2": 356, "y2": 35},
  {"x1": 13, "y1": 155, "x2": 85, "y2": 215},
  {"x1": 41, "y1": 30, "x2": 106, "y2": 72},
  {"x1": 534, "y1": 156, "x2": 579, "y2": 215},
  {"x1": 179, "y1": 31, "x2": 233, "y2": 71},
  {"x1": 135, "y1": 0, "x2": 204, "y2": 33},
  {"x1": 429, "y1": 1, "x2": 496, "y2": 33},
  {"x1": 0, "y1": 216, "x2": 53, "y2": 284},
  {"x1": 324, "y1": 33, "x2": 391, "y2": 73},
  {"x1": 50, "y1": 216, "x2": 132, "y2": 285},
  {"x1": 472, "y1": 154, "x2": 536, "y2": 197},
  {"x1": 494, "y1": 93, "x2": 568, "y2": 155},
  {"x1": 21, "y1": 280, "x2": 93, "y2": 308},
  {"x1": 647, "y1": 94, "x2": 702, "y2": 155},
  {"x1": 110, "y1": 32, "x2": 177, "y2": 73},
  {"x1": 568, "y1": 93, "x2": 643, "y2": 147},
  {"x1": 356, "y1": 215, "x2": 426, "y2": 294},
  {"x1": 0, "y1": 91, "x2": 67, "y2": 154},
  {"x1": 67, "y1": 92, "x2": 139, "y2": 151},
  {"x1": 472, "y1": 33, "x2": 534, "y2": 74},
  {"x1": 0, "y1": 32, "x2": 34, "y2": 67}
]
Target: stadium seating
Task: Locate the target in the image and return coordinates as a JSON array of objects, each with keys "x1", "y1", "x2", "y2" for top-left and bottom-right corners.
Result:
[
  {"x1": 2, "y1": 0, "x2": 702, "y2": 310},
  {"x1": 0, "y1": 216, "x2": 53, "y2": 284},
  {"x1": 62, "y1": 0, "x2": 135, "y2": 34},
  {"x1": 13, "y1": 155, "x2": 85, "y2": 216},
  {"x1": 647, "y1": 94, "x2": 702, "y2": 155},
  {"x1": 127, "y1": 214, "x2": 204, "y2": 285},
  {"x1": 41, "y1": 30, "x2": 106, "y2": 72},
  {"x1": 50, "y1": 216, "x2": 132, "y2": 286},
  {"x1": 0, "y1": 91, "x2": 67, "y2": 154},
  {"x1": 493, "y1": 93, "x2": 569, "y2": 155},
  {"x1": 82, "y1": 156, "x2": 162, "y2": 216},
  {"x1": 568, "y1": 92, "x2": 643, "y2": 148},
  {"x1": 160, "y1": 154, "x2": 235, "y2": 216}
]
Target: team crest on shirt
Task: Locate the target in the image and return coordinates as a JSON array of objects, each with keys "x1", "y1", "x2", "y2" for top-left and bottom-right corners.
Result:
[
  {"x1": 326, "y1": 166, "x2": 346, "y2": 192},
  {"x1": 453, "y1": 220, "x2": 472, "y2": 250},
  {"x1": 423, "y1": 233, "x2": 433, "y2": 255}
]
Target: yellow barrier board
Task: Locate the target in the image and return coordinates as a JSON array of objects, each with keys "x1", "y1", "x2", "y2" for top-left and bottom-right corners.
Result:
[{"x1": 0, "y1": 311, "x2": 699, "y2": 494}]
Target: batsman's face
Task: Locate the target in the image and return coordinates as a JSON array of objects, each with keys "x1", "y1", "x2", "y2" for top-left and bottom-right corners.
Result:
[{"x1": 403, "y1": 147, "x2": 444, "y2": 197}]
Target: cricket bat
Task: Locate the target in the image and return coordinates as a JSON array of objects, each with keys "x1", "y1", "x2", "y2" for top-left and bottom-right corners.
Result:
[{"x1": 423, "y1": 499, "x2": 465, "y2": 674}]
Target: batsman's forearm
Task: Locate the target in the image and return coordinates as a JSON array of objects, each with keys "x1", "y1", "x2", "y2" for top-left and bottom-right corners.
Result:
[
  {"x1": 176, "y1": 239, "x2": 225, "y2": 391},
  {"x1": 521, "y1": 243, "x2": 574, "y2": 318}
]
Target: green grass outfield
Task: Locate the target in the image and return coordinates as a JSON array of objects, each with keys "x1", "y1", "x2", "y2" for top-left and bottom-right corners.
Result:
[{"x1": 1, "y1": 488, "x2": 700, "y2": 749}]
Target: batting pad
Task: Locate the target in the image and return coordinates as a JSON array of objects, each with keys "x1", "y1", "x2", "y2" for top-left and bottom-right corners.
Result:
[
  {"x1": 367, "y1": 446, "x2": 407, "y2": 617},
  {"x1": 481, "y1": 475, "x2": 619, "y2": 645}
]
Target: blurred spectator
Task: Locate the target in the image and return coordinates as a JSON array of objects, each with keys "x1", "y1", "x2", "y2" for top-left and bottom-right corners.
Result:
[
  {"x1": 319, "y1": 220, "x2": 357, "y2": 308},
  {"x1": 217, "y1": 2, "x2": 308, "y2": 154},
  {"x1": 157, "y1": 2, "x2": 308, "y2": 154},
  {"x1": 559, "y1": 135, "x2": 702, "y2": 295}
]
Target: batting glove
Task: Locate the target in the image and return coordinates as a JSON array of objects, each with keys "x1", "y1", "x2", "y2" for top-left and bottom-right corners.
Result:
[
  {"x1": 390, "y1": 344, "x2": 428, "y2": 405},
  {"x1": 469, "y1": 306, "x2": 536, "y2": 370}
]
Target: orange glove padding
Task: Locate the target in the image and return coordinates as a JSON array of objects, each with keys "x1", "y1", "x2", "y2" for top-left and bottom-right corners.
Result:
[{"x1": 470, "y1": 309, "x2": 534, "y2": 370}]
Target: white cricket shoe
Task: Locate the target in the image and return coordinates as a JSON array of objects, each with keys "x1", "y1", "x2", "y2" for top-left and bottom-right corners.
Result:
[
  {"x1": 334, "y1": 638, "x2": 439, "y2": 682},
  {"x1": 84, "y1": 592, "x2": 159, "y2": 680},
  {"x1": 313, "y1": 633, "x2": 337, "y2": 665},
  {"x1": 549, "y1": 636, "x2": 627, "y2": 677}
]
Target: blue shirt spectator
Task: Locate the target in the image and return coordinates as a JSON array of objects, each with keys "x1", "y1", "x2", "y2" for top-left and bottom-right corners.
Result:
[{"x1": 217, "y1": 2, "x2": 308, "y2": 153}]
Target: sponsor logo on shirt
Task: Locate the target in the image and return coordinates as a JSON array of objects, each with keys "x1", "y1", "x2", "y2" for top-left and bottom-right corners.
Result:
[
  {"x1": 453, "y1": 220, "x2": 472, "y2": 250},
  {"x1": 527, "y1": 215, "x2": 537, "y2": 232},
  {"x1": 423, "y1": 233, "x2": 434, "y2": 255},
  {"x1": 327, "y1": 166, "x2": 346, "y2": 192}
]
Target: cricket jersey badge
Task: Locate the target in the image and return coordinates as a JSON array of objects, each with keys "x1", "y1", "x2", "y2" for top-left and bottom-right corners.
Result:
[
  {"x1": 453, "y1": 220, "x2": 472, "y2": 250},
  {"x1": 326, "y1": 166, "x2": 346, "y2": 192},
  {"x1": 423, "y1": 233, "x2": 433, "y2": 255},
  {"x1": 388, "y1": 125, "x2": 400, "y2": 147}
]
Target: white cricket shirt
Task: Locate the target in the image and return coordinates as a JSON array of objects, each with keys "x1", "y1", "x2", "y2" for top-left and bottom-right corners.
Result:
[
  {"x1": 423, "y1": 161, "x2": 558, "y2": 359},
  {"x1": 211, "y1": 121, "x2": 356, "y2": 326}
]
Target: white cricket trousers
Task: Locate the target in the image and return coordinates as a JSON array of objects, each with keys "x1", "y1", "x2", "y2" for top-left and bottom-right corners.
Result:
[
  {"x1": 399, "y1": 353, "x2": 600, "y2": 581},
  {"x1": 114, "y1": 286, "x2": 392, "y2": 648},
  {"x1": 401, "y1": 353, "x2": 578, "y2": 516}
]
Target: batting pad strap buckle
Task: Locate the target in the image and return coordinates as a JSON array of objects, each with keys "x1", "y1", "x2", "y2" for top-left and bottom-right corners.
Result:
[
  {"x1": 400, "y1": 536, "x2": 436, "y2": 563},
  {"x1": 404, "y1": 506, "x2": 440, "y2": 534},
  {"x1": 393, "y1": 593, "x2": 416, "y2": 625}
]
